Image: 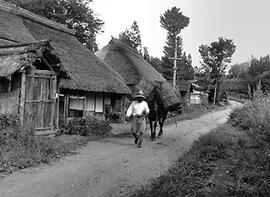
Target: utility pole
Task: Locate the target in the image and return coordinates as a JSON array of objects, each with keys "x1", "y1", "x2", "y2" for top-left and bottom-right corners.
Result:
[{"x1": 169, "y1": 38, "x2": 181, "y2": 89}]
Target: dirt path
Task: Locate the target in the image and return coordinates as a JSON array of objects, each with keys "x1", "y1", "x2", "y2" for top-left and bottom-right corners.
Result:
[{"x1": 0, "y1": 101, "x2": 241, "y2": 197}]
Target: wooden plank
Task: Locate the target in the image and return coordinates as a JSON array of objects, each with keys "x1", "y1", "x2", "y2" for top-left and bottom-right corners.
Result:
[
  {"x1": 63, "y1": 96, "x2": 68, "y2": 121},
  {"x1": 35, "y1": 127, "x2": 51, "y2": 130},
  {"x1": 50, "y1": 77, "x2": 57, "y2": 132},
  {"x1": 120, "y1": 96, "x2": 126, "y2": 123},
  {"x1": 68, "y1": 96, "x2": 86, "y2": 99},
  {"x1": 55, "y1": 89, "x2": 60, "y2": 130},
  {"x1": 35, "y1": 130, "x2": 56, "y2": 136},
  {"x1": 19, "y1": 71, "x2": 26, "y2": 125},
  {"x1": 32, "y1": 69, "x2": 55, "y2": 76},
  {"x1": 83, "y1": 95, "x2": 86, "y2": 117},
  {"x1": 26, "y1": 75, "x2": 56, "y2": 79},
  {"x1": 25, "y1": 100, "x2": 54, "y2": 103}
]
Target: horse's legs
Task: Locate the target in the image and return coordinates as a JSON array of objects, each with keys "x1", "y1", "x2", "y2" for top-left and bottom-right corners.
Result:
[
  {"x1": 153, "y1": 120, "x2": 157, "y2": 139},
  {"x1": 149, "y1": 118, "x2": 158, "y2": 140},
  {"x1": 149, "y1": 119, "x2": 155, "y2": 140},
  {"x1": 158, "y1": 117, "x2": 166, "y2": 138}
]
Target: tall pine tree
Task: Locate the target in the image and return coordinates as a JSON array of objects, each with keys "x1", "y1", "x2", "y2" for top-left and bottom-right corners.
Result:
[{"x1": 160, "y1": 7, "x2": 191, "y2": 82}]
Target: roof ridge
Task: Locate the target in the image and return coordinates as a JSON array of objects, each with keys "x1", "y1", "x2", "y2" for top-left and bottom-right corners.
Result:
[
  {"x1": 111, "y1": 38, "x2": 143, "y2": 58},
  {"x1": 0, "y1": 0, "x2": 74, "y2": 35}
]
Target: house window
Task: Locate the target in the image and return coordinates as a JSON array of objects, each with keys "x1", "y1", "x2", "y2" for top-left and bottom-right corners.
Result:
[{"x1": 68, "y1": 97, "x2": 85, "y2": 118}]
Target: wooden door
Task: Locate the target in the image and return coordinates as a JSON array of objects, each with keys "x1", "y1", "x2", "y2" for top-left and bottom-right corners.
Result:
[{"x1": 24, "y1": 70, "x2": 57, "y2": 134}]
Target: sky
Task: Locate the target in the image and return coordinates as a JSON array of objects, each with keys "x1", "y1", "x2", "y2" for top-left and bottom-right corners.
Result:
[{"x1": 91, "y1": 0, "x2": 270, "y2": 67}]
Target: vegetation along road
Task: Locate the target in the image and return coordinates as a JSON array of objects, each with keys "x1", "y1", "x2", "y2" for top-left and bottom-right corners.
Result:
[{"x1": 0, "y1": 101, "x2": 241, "y2": 197}]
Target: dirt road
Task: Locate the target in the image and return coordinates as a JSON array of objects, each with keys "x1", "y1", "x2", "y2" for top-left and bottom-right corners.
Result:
[{"x1": 0, "y1": 101, "x2": 241, "y2": 197}]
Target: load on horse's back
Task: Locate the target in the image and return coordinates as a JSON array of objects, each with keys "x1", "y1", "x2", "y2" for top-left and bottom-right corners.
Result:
[{"x1": 146, "y1": 81, "x2": 182, "y2": 140}]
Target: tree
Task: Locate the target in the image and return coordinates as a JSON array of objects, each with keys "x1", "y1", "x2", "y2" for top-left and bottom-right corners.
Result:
[
  {"x1": 4, "y1": 0, "x2": 104, "y2": 52},
  {"x1": 143, "y1": 47, "x2": 150, "y2": 62},
  {"x1": 160, "y1": 7, "x2": 190, "y2": 83},
  {"x1": 228, "y1": 62, "x2": 250, "y2": 78},
  {"x1": 149, "y1": 57, "x2": 163, "y2": 74},
  {"x1": 199, "y1": 37, "x2": 236, "y2": 103},
  {"x1": 119, "y1": 21, "x2": 142, "y2": 52},
  {"x1": 178, "y1": 52, "x2": 194, "y2": 81},
  {"x1": 241, "y1": 55, "x2": 270, "y2": 97}
]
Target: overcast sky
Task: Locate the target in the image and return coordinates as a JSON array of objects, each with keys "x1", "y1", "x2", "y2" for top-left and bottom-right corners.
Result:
[{"x1": 91, "y1": 0, "x2": 270, "y2": 67}]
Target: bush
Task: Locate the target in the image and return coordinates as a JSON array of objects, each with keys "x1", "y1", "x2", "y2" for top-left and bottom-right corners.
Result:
[
  {"x1": 0, "y1": 114, "x2": 19, "y2": 129},
  {"x1": 132, "y1": 123, "x2": 270, "y2": 197},
  {"x1": 0, "y1": 123, "x2": 88, "y2": 174},
  {"x1": 61, "y1": 116, "x2": 111, "y2": 137},
  {"x1": 229, "y1": 91, "x2": 270, "y2": 142}
]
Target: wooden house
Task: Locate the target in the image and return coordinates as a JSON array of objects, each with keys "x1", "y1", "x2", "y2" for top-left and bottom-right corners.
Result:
[
  {"x1": 96, "y1": 38, "x2": 166, "y2": 96},
  {"x1": 96, "y1": 38, "x2": 181, "y2": 111},
  {"x1": 0, "y1": 1, "x2": 130, "y2": 135}
]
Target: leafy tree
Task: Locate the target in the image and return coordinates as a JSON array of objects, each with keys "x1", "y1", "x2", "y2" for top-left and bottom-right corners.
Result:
[
  {"x1": 4, "y1": 0, "x2": 104, "y2": 51},
  {"x1": 228, "y1": 62, "x2": 250, "y2": 78},
  {"x1": 149, "y1": 57, "x2": 163, "y2": 74},
  {"x1": 243, "y1": 55, "x2": 270, "y2": 96},
  {"x1": 119, "y1": 21, "x2": 142, "y2": 53},
  {"x1": 160, "y1": 7, "x2": 190, "y2": 82},
  {"x1": 143, "y1": 47, "x2": 150, "y2": 62},
  {"x1": 161, "y1": 35, "x2": 183, "y2": 80},
  {"x1": 178, "y1": 52, "x2": 194, "y2": 81},
  {"x1": 199, "y1": 37, "x2": 236, "y2": 103}
]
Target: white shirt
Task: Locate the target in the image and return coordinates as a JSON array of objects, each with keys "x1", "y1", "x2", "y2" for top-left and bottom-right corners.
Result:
[{"x1": 126, "y1": 100, "x2": 150, "y2": 118}]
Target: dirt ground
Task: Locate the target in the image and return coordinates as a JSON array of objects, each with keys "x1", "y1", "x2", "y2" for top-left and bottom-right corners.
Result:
[{"x1": 0, "y1": 101, "x2": 241, "y2": 197}]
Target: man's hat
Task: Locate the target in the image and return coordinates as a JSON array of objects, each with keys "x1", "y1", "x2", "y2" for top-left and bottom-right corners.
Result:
[{"x1": 134, "y1": 90, "x2": 146, "y2": 99}]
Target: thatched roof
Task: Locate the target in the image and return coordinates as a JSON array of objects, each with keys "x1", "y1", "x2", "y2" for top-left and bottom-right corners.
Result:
[
  {"x1": 96, "y1": 38, "x2": 165, "y2": 85},
  {"x1": 0, "y1": 1, "x2": 130, "y2": 94},
  {"x1": 0, "y1": 53, "x2": 31, "y2": 77},
  {"x1": 178, "y1": 80, "x2": 193, "y2": 91},
  {"x1": 0, "y1": 40, "x2": 67, "y2": 78}
]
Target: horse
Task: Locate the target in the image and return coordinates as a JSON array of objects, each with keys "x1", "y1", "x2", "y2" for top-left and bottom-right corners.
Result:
[{"x1": 147, "y1": 88, "x2": 168, "y2": 140}]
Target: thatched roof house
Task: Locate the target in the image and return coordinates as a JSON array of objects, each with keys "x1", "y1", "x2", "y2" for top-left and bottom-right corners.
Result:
[
  {"x1": 0, "y1": 1, "x2": 129, "y2": 94},
  {"x1": 96, "y1": 38, "x2": 165, "y2": 86},
  {"x1": 0, "y1": 1, "x2": 130, "y2": 134},
  {"x1": 96, "y1": 39, "x2": 181, "y2": 111}
]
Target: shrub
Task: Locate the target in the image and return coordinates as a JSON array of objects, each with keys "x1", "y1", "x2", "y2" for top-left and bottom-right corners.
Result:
[
  {"x1": 0, "y1": 114, "x2": 19, "y2": 129},
  {"x1": 0, "y1": 123, "x2": 88, "y2": 174},
  {"x1": 132, "y1": 124, "x2": 270, "y2": 197},
  {"x1": 228, "y1": 91, "x2": 270, "y2": 142},
  {"x1": 61, "y1": 116, "x2": 111, "y2": 137}
]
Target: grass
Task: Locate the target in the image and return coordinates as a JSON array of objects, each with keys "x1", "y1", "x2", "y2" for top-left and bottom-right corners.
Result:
[
  {"x1": 165, "y1": 103, "x2": 227, "y2": 125},
  {"x1": 132, "y1": 93, "x2": 270, "y2": 197},
  {"x1": 0, "y1": 116, "x2": 111, "y2": 175}
]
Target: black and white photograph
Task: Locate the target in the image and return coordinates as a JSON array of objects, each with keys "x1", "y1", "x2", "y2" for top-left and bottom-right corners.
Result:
[{"x1": 0, "y1": 0, "x2": 269, "y2": 196}]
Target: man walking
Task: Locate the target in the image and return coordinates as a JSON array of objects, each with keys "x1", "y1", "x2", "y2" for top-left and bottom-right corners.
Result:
[{"x1": 126, "y1": 90, "x2": 149, "y2": 148}]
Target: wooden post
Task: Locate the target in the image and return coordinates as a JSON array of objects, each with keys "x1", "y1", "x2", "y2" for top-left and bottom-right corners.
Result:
[
  {"x1": 173, "y1": 38, "x2": 177, "y2": 89},
  {"x1": 213, "y1": 82, "x2": 217, "y2": 105},
  {"x1": 50, "y1": 76, "x2": 57, "y2": 132},
  {"x1": 121, "y1": 96, "x2": 126, "y2": 123},
  {"x1": 19, "y1": 71, "x2": 26, "y2": 125},
  {"x1": 64, "y1": 96, "x2": 69, "y2": 121},
  {"x1": 83, "y1": 94, "x2": 87, "y2": 117},
  {"x1": 169, "y1": 38, "x2": 181, "y2": 89},
  {"x1": 55, "y1": 86, "x2": 60, "y2": 130},
  {"x1": 8, "y1": 79, "x2": 11, "y2": 92}
]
